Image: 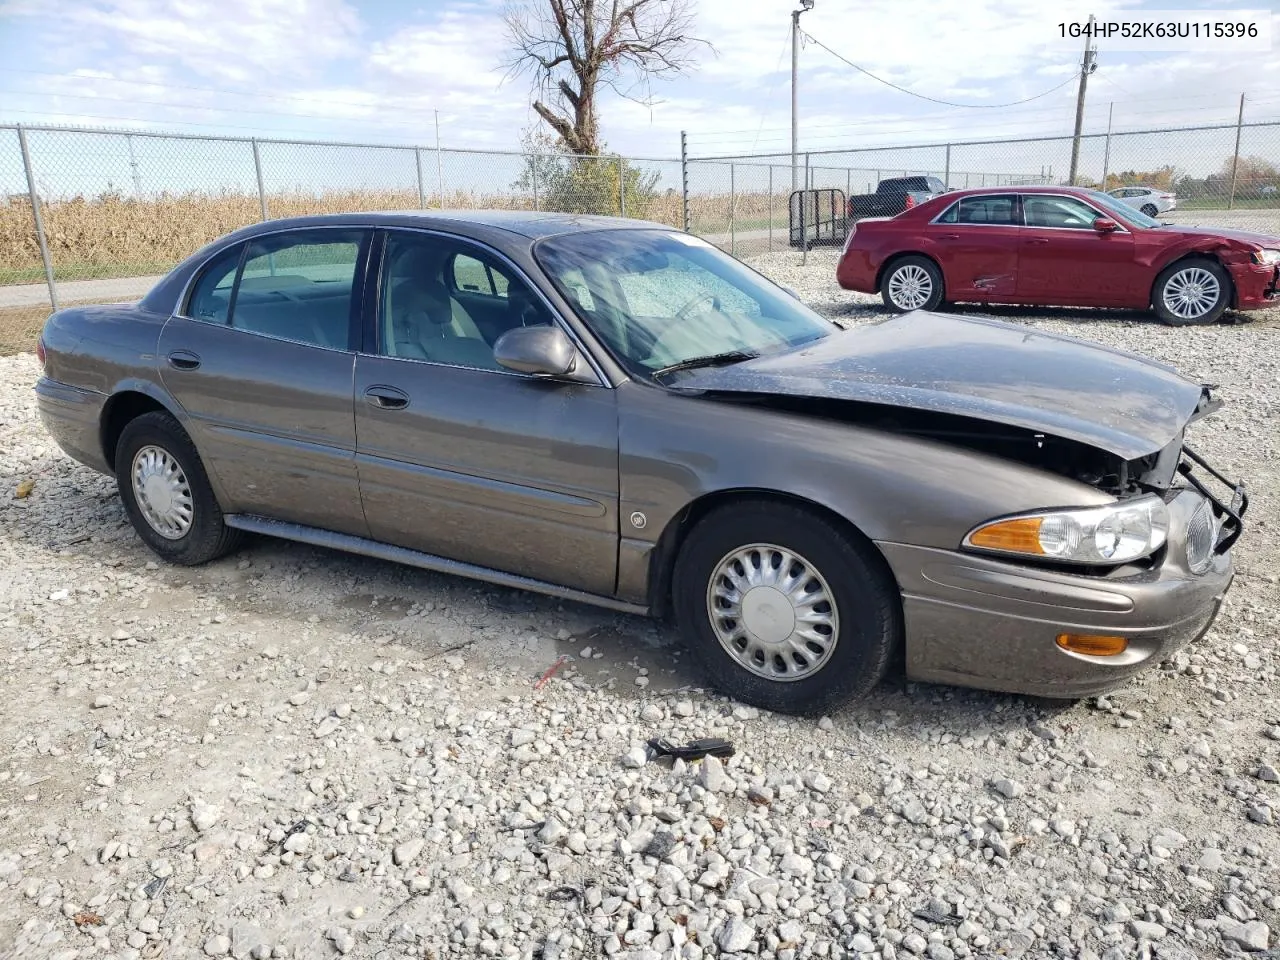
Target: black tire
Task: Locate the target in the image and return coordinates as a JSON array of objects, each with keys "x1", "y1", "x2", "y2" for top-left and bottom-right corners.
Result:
[
  {"x1": 880, "y1": 255, "x2": 945, "y2": 312},
  {"x1": 1140, "y1": 203, "x2": 1159, "y2": 217},
  {"x1": 672, "y1": 500, "x2": 902, "y2": 715},
  {"x1": 115, "y1": 411, "x2": 242, "y2": 565},
  {"x1": 1151, "y1": 257, "x2": 1232, "y2": 327}
]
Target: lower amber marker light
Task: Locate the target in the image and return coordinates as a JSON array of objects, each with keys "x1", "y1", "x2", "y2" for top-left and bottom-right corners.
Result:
[{"x1": 1055, "y1": 633, "x2": 1129, "y2": 657}]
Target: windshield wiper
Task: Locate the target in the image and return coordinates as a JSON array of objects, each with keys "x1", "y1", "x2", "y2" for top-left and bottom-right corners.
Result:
[{"x1": 652, "y1": 350, "x2": 758, "y2": 379}]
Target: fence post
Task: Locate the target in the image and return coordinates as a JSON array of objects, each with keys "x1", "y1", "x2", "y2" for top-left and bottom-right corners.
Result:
[
  {"x1": 18, "y1": 124, "x2": 59, "y2": 312},
  {"x1": 251, "y1": 138, "x2": 268, "y2": 220},
  {"x1": 1228, "y1": 92, "x2": 1245, "y2": 209},
  {"x1": 531, "y1": 157, "x2": 540, "y2": 211},
  {"x1": 435, "y1": 111, "x2": 445, "y2": 208},
  {"x1": 729, "y1": 162, "x2": 736, "y2": 257},
  {"x1": 414, "y1": 147, "x2": 426, "y2": 209},
  {"x1": 618, "y1": 157, "x2": 626, "y2": 217},
  {"x1": 768, "y1": 165, "x2": 774, "y2": 252},
  {"x1": 943, "y1": 144, "x2": 951, "y2": 189},
  {"x1": 680, "y1": 131, "x2": 690, "y2": 232},
  {"x1": 802, "y1": 153, "x2": 811, "y2": 266},
  {"x1": 1101, "y1": 102, "x2": 1114, "y2": 190}
]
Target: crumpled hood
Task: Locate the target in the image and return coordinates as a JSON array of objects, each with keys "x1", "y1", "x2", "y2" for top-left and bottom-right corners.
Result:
[{"x1": 677, "y1": 311, "x2": 1208, "y2": 460}]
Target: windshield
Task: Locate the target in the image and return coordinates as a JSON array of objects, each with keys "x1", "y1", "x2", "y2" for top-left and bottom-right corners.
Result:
[
  {"x1": 1087, "y1": 189, "x2": 1163, "y2": 228},
  {"x1": 534, "y1": 229, "x2": 835, "y2": 378}
]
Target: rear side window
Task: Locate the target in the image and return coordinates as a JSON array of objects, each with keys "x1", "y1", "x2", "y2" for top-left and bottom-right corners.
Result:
[
  {"x1": 186, "y1": 245, "x2": 243, "y2": 323},
  {"x1": 232, "y1": 231, "x2": 365, "y2": 349},
  {"x1": 936, "y1": 195, "x2": 1016, "y2": 225}
]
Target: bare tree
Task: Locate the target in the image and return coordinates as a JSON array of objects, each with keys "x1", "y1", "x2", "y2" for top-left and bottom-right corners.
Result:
[{"x1": 505, "y1": 0, "x2": 710, "y2": 156}]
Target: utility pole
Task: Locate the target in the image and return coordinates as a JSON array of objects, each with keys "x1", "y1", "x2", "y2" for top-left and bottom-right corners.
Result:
[
  {"x1": 1100, "y1": 101, "x2": 1114, "y2": 189},
  {"x1": 1067, "y1": 13, "x2": 1097, "y2": 185},
  {"x1": 791, "y1": 0, "x2": 814, "y2": 192}
]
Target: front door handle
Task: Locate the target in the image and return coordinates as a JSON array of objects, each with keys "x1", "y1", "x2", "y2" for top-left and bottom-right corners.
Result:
[
  {"x1": 167, "y1": 350, "x2": 201, "y2": 370},
  {"x1": 364, "y1": 386, "x2": 409, "y2": 410},
  {"x1": 939, "y1": 233, "x2": 961, "y2": 240}
]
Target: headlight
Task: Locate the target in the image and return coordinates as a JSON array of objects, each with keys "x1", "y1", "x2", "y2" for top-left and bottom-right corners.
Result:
[
  {"x1": 1252, "y1": 248, "x2": 1280, "y2": 265},
  {"x1": 964, "y1": 495, "x2": 1169, "y2": 565}
]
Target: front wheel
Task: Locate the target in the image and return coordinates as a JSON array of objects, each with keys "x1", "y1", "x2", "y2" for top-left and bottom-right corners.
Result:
[
  {"x1": 672, "y1": 501, "x2": 902, "y2": 714},
  {"x1": 1152, "y1": 257, "x2": 1231, "y2": 326},
  {"x1": 881, "y1": 256, "x2": 944, "y2": 312},
  {"x1": 116, "y1": 411, "x2": 243, "y2": 565}
]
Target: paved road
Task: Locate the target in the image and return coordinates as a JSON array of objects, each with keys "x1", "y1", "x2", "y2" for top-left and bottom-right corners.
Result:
[{"x1": 0, "y1": 274, "x2": 164, "y2": 310}]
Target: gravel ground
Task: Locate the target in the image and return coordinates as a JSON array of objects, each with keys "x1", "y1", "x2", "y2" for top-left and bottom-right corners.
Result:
[{"x1": 2, "y1": 259, "x2": 1280, "y2": 960}]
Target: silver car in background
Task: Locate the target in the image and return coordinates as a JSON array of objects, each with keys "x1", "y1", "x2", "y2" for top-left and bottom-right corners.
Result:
[
  {"x1": 35, "y1": 212, "x2": 1245, "y2": 713},
  {"x1": 1107, "y1": 185, "x2": 1177, "y2": 217}
]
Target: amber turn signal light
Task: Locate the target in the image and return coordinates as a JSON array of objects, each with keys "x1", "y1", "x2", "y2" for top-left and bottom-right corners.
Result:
[
  {"x1": 967, "y1": 517, "x2": 1044, "y2": 554},
  {"x1": 1055, "y1": 633, "x2": 1128, "y2": 657}
]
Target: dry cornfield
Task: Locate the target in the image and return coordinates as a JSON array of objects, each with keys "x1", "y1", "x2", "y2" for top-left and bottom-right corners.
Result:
[{"x1": 0, "y1": 188, "x2": 797, "y2": 353}]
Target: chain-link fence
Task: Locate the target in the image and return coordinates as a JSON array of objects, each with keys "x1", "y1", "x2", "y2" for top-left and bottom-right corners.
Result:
[
  {"x1": 0, "y1": 125, "x2": 689, "y2": 353},
  {"x1": 4, "y1": 119, "x2": 1280, "y2": 353}
]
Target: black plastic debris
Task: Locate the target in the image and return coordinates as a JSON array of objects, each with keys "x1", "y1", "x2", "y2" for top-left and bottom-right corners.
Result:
[
  {"x1": 913, "y1": 898, "x2": 962, "y2": 925},
  {"x1": 646, "y1": 737, "x2": 735, "y2": 761},
  {"x1": 642, "y1": 830, "x2": 678, "y2": 860}
]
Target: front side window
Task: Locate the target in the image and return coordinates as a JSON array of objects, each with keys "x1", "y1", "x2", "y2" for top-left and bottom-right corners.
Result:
[
  {"x1": 186, "y1": 244, "x2": 243, "y2": 323},
  {"x1": 936, "y1": 195, "x2": 1016, "y2": 225},
  {"x1": 1087, "y1": 190, "x2": 1161, "y2": 228},
  {"x1": 381, "y1": 232, "x2": 555, "y2": 370},
  {"x1": 230, "y1": 230, "x2": 365, "y2": 349},
  {"x1": 535, "y1": 229, "x2": 834, "y2": 377},
  {"x1": 1022, "y1": 195, "x2": 1105, "y2": 230},
  {"x1": 449, "y1": 253, "x2": 510, "y2": 298}
]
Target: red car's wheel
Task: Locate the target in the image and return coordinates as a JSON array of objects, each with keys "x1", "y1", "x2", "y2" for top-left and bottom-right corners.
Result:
[
  {"x1": 1152, "y1": 257, "x2": 1231, "y2": 326},
  {"x1": 881, "y1": 256, "x2": 945, "y2": 312}
]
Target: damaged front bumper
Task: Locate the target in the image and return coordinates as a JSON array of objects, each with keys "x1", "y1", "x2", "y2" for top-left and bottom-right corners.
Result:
[{"x1": 878, "y1": 448, "x2": 1247, "y2": 699}]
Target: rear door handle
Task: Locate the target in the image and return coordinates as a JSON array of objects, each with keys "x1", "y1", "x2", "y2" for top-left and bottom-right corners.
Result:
[
  {"x1": 1028, "y1": 238, "x2": 1051, "y2": 245},
  {"x1": 167, "y1": 350, "x2": 201, "y2": 370},
  {"x1": 364, "y1": 386, "x2": 409, "y2": 410}
]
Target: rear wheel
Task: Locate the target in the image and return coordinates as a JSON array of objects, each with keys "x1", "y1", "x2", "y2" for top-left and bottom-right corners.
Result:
[
  {"x1": 1140, "y1": 203, "x2": 1159, "y2": 217},
  {"x1": 116, "y1": 411, "x2": 242, "y2": 565},
  {"x1": 881, "y1": 256, "x2": 944, "y2": 312},
  {"x1": 1152, "y1": 257, "x2": 1231, "y2": 326},
  {"x1": 672, "y1": 501, "x2": 901, "y2": 714}
]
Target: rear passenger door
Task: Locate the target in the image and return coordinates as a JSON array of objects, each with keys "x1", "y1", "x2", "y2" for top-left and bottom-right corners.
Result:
[
  {"x1": 157, "y1": 227, "x2": 372, "y2": 536},
  {"x1": 926, "y1": 194, "x2": 1021, "y2": 301}
]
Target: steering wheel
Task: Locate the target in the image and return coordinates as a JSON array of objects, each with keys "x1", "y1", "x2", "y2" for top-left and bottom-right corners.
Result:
[{"x1": 675, "y1": 292, "x2": 721, "y2": 322}]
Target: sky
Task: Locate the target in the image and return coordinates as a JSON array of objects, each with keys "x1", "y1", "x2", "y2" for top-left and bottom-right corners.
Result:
[{"x1": 0, "y1": 0, "x2": 1278, "y2": 196}]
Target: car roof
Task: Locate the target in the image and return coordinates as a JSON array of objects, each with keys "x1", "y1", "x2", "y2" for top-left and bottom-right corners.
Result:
[
  {"x1": 940, "y1": 185, "x2": 1103, "y2": 197},
  {"x1": 215, "y1": 209, "x2": 672, "y2": 240}
]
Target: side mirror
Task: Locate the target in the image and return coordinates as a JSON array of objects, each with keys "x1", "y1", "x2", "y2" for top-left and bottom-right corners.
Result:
[
  {"x1": 1094, "y1": 217, "x2": 1119, "y2": 232},
  {"x1": 493, "y1": 325, "x2": 578, "y2": 377}
]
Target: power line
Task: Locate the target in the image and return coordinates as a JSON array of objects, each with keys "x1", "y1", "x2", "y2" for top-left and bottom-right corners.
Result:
[{"x1": 799, "y1": 29, "x2": 1079, "y2": 108}]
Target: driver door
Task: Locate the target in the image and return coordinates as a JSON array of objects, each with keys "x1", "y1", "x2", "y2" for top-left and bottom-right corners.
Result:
[
  {"x1": 352, "y1": 229, "x2": 620, "y2": 595},
  {"x1": 1016, "y1": 194, "x2": 1139, "y2": 305}
]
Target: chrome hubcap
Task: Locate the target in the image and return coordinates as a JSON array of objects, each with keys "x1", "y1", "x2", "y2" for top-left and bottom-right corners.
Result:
[
  {"x1": 1163, "y1": 267, "x2": 1220, "y2": 320},
  {"x1": 706, "y1": 543, "x2": 839, "y2": 682},
  {"x1": 888, "y1": 264, "x2": 932, "y2": 310},
  {"x1": 131, "y1": 445, "x2": 193, "y2": 539}
]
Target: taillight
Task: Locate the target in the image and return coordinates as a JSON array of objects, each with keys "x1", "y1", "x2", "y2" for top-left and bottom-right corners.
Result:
[
  {"x1": 36, "y1": 337, "x2": 46, "y2": 368},
  {"x1": 904, "y1": 194, "x2": 916, "y2": 209}
]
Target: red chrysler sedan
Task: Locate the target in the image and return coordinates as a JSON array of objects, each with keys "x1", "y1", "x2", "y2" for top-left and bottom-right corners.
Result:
[{"x1": 837, "y1": 186, "x2": 1280, "y2": 325}]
